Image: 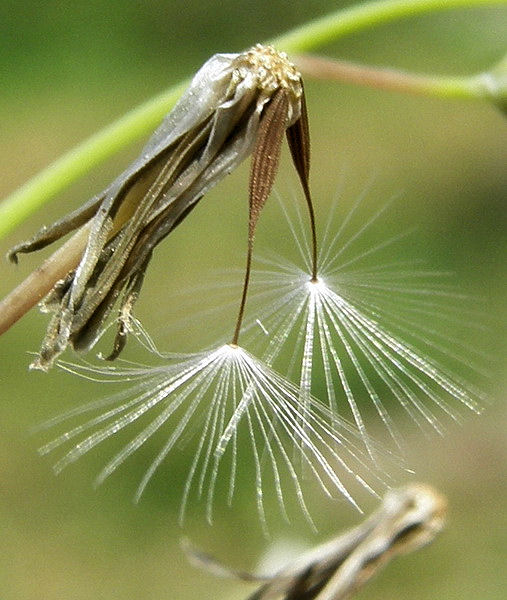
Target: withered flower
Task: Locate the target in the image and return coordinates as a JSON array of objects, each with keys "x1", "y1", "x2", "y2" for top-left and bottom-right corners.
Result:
[{"x1": 8, "y1": 44, "x2": 316, "y2": 370}]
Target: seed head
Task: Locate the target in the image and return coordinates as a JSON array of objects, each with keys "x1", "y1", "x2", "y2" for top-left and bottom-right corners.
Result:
[
  {"x1": 8, "y1": 44, "x2": 315, "y2": 370},
  {"x1": 233, "y1": 44, "x2": 303, "y2": 106}
]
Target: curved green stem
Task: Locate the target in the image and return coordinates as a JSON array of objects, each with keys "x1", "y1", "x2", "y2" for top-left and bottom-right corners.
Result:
[
  {"x1": 0, "y1": 83, "x2": 187, "y2": 239},
  {"x1": 271, "y1": 0, "x2": 506, "y2": 52},
  {"x1": 1, "y1": 0, "x2": 505, "y2": 238}
]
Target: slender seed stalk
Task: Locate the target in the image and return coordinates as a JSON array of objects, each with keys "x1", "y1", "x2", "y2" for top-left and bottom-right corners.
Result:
[
  {"x1": 230, "y1": 82, "x2": 319, "y2": 347},
  {"x1": 231, "y1": 172, "x2": 319, "y2": 347},
  {"x1": 231, "y1": 238, "x2": 254, "y2": 347},
  {"x1": 302, "y1": 180, "x2": 318, "y2": 283},
  {"x1": 230, "y1": 196, "x2": 318, "y2": 347}
]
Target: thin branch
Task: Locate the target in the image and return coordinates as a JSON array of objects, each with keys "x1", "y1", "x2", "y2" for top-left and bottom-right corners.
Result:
[
  {"x1": 271, "y1": 0, "x2": 507, "y2": 54},
  {"x1": 294, "y1": 54, "x2": 501, "y2": 100},
  {"x1": 0, "y1": 225, "x2": 90, "y2": 336},
  {"x1": 0, "y1": 82, "x2": 188, "y2": 239}
]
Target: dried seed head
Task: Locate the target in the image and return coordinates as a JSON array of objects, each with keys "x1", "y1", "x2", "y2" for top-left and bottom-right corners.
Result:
[
  {"x1": 183, "y1": 484, "x2": 446, "y2": 595},
  {"x1": 232, "y1": 44, "x2": 303, "y2": 117},
  {"x1": 7, "y1": 44, "x2": 315, "y2": 369}
]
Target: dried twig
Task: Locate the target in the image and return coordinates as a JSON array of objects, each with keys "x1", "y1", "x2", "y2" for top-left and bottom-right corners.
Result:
[
  {"x1": 294, "y1": 54, "x2": 503, "y2": 101},
  {"x1": 0, "y1": 224, "x2": 91, "y2": 337}
]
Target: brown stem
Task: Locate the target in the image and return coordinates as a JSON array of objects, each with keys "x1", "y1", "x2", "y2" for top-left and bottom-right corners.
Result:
[
  {"x1": 302, "y1": 178, "x2": 318, "y2": 282},
  {"x1": 231, "y1": 237, "x2": 253, "y2": 347},
  {"x1": 0, "y1": 168, "x2": 152, "y2": 340},
  {"x1": 0, "y1": 224, "x2": 91, "y2": 336},
  {"x1": 295, "y1": 54, "x2": 454, "y2": 97}
]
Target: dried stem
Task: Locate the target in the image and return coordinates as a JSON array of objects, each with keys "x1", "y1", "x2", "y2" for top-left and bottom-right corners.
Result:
[
  {"x1": 295, "y1": 54, "x2": 496, "y2": 100},
  {"x1": 0, "y1": 165, "x2": 150, "y2": 339},
  {"x1": 0, "y1": 225, "x2": 90, "y2": 336}
]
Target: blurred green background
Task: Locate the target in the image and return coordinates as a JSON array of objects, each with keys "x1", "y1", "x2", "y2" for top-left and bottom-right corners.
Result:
[{"x1": 1, "y1": 1, "x2": 506, "y2": 599}]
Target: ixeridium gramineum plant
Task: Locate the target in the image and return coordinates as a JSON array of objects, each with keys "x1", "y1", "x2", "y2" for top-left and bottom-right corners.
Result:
[{"x1": 0, "y1": 1, "x2": 502, "y2": 533}]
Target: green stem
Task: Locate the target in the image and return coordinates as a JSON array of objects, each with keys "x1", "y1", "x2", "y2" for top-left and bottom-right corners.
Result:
[
  {"x1": 0, "y1": 83, "x2": 187, "y2": 239},
  {"x1": 1, "y1": 0, "x2": 505, "y2": 238},
  {"x1": 271, "y1": 0, "x2": 506, "y2": 52}
]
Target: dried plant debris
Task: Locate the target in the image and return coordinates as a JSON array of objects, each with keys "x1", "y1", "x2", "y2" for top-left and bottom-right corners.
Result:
[
  {"x1": 184, "y1": 483, "x2": 447, "y2": 600},
  {"x1": 8, "y1": 45, "x2": 312, "y2": 370}
]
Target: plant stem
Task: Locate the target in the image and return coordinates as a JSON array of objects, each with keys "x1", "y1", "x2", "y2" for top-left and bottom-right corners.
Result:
[
  {"x1": 294, "y1": 55, "x2": 496, "y2": 100},
  {"x1": 0, "y1": 224, "x2": 91, "y2": 336},
  {"x1": 1, "y1": 0, "x2": 504, "y2": 239},
  {"x1": 0, "y1": 83, "x2": 187, "y2": 239},
  {"x1": 272, "y1": 0, "x2": 506, "y2": 52}
]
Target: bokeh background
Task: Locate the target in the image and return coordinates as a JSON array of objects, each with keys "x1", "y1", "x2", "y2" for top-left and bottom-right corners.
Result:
[{"x1": 1, "y1": 1, "x2": 506, "y2": 599}]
